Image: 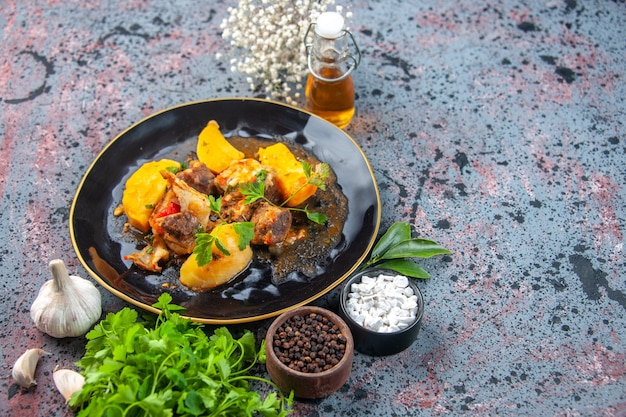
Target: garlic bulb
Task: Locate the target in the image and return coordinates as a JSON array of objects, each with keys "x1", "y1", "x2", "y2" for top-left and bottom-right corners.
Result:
[
  {"x1": 53, "y1": 367, "x2": 85, "y2": 402},
  {"x1": 30, "y1": 259, "x2": 102, "y2": 338},
  {"x1": 12, "y1": 348, "x2": 51, "y2": 388}
]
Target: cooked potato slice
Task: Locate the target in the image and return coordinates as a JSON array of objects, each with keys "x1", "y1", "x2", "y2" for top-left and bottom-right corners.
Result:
[
  {"x1": 257, "y1": 142, "x2": 317, "y2": 207},
  {"x1": 180, "y1": 223, "x2": 252, "y2": 291},
  {"x1": 122, "y1": 159, "x2": 180, "y2": 233},
  {"x1": 196, "y1": 120, "x2": 245, "y2": 173}
]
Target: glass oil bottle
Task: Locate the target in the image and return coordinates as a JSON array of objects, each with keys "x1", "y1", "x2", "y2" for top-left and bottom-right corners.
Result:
[{"x1": 304, "y1": 12, "x2": 361, "y2": 129}]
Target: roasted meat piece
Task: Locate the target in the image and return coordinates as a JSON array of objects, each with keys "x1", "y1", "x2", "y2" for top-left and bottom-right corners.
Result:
[
  {"x1": 215, "y1": 158, "x2": 283, "y2": 205},
  {"x1": 176, "y1": 161, "x2": 217, "y2": 196},
  {"x1": 152, "y1": 211, "x2": 199, "y2": 255},
  {"x1": 137, "y1": 169, "x2": 219, "y2": 258},
  {"x1": 250, "y1": 201, "x2": 292, "y2": 245},
  {"x1": 161, "y1": 169, "x2": 217, "y2": 230},
  {"x1": 220, "y1": 190, "x2": 256, "y2": 222}
]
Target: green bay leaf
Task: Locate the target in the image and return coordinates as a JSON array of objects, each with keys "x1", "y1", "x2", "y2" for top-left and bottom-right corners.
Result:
[
  {"x1": 376, "y1": 259, "x2": 432, "y2": 278},
  {"x1": 382, "y1": 238, "x2": 451, "y2": 259},
  {"x1": 370, "y1": 222, "x2": 412, "y2": 261}
]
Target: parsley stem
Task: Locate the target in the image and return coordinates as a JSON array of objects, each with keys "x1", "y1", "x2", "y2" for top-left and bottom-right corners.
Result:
[
  {"x1": 152, "y1": 350, "x2": 179, "y2": 394},
  {"x1": 100, "y1": 404, "x2": 125, "y2": 416},
  {"x1": 278, "y1": 182, "x2": 308, "y2": 207}
]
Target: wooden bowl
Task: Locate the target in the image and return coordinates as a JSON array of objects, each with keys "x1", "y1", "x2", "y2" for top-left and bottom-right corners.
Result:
[{"x1": 265, "y1": 306, "x2": 354, "y2": 399}]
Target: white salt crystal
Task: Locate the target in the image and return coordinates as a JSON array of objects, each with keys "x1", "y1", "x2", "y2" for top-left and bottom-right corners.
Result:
[
  {"x1": 387, "y1": 312, "x2": 399, "y2": 326},
  {"x1": 364, "y1": 315, "x2": 383, "y2": 331},
  {"x1": 393, "y1": 275, "x2": 409, "y2": 288},
  {"x1": 361, "y1": 275, "x2": 375, "y2": 285},
  {"x1": 353, "y1": 314, "x2": 366, "y2": 326}
]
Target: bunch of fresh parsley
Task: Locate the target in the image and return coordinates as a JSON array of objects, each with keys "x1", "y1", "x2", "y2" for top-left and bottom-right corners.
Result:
[{"x1": 69, "y1": 294, "x2": 293, "y2": 416}]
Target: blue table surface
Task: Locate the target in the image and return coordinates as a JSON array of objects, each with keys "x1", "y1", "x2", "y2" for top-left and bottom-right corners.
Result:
[{"x1": 1, "y1": 0, "x2": 624, "y2": 416}]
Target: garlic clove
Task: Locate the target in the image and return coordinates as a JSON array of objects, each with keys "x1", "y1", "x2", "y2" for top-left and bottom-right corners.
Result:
[
  {"x1": 12, "y1": 348, "x2": 51, "y2": 388},
  {"x1": 30, "y1": 259, "x2": 102, "y2": 338},
  {"x1": 53, "y1": 367, "x2": 85, "y2": 402}
]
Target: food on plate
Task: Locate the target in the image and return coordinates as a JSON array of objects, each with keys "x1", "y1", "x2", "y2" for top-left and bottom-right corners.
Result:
[
  {"x1": 196, "y1": 120, "x2": 245, "y2": 173},
  {"x1": 121, "y1": 159, "x2": 181, "y2": 233},
  {"x1": 250, "y1": 201, "x2": 292, "y2": 245},
  {"x1": 120, "y1": 121, "x2": 347, "y2": 290},
  {"x1": 180, "y1": 223, "x2": 254, "y2": 291},
  {"x1": 257, "y1": 142, "x2": 322, "y2": 207}
]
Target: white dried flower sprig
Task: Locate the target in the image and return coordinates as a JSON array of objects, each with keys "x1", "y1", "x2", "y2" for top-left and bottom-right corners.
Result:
[{"x1": 219, "y1": 0, "x2": 351, "y2": 104}]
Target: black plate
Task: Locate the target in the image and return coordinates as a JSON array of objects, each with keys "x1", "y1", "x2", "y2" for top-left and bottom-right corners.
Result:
[{"x1": 70, "y1": 98, "x2": 380, "y2": 324}]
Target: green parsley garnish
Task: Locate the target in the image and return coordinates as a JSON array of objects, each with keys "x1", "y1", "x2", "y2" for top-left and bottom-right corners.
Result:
[
  {"x1": 193, "y1": 231, "x2": 226, "y2": 266},
  {"x1": 207, "y1": 194, "x2": 221, "y2": 214},
  {"x1": 240, "y1": 162, "x2": 330, "y2": 225},
  {"x1": 233, "y1": 222, "x2": 255, "y2": 250},
  {"x1": 164, "y1": 162, "x2": 187, "y2": 174},
  {"x1": 192, "y1": 223, "x2": 255, "y2": 267}
]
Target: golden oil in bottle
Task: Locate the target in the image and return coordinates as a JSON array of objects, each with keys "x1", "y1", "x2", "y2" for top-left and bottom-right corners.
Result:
[
  {"x1": 305, "y1": 67, "x2": 355, "y2": 129},
  {"x1": 304, "y1": 12, "x2": 360, "y2": 129}
]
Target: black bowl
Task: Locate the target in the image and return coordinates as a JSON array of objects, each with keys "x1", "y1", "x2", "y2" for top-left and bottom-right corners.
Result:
[{"x1": 339, "y1": 268, "x2": 424, "y2": 356}]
